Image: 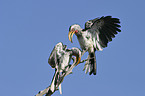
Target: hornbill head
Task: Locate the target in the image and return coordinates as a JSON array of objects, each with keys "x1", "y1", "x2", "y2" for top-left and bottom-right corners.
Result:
[
  {"x1": 68, "y1": 24, "x2": 82, "y2": 43},
  {"x1": 71, "y1": 47, "x2": 81, "y2": 66}
]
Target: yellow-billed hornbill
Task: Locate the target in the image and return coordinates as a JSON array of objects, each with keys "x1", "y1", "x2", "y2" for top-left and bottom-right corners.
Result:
[
  {"x1": 48, "y1": 42, "x2": 81, "y2": 71},
  {"x1": 48, "y1": 42, "x2": 81, "y2": 93},
  {"x1": 68, "y1": 16, "x2": 121, "y2": 75}
]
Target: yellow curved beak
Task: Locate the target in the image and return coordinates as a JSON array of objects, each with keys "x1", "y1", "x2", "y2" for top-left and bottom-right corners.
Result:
[
  {"x1": 76, "y1": 56, "x2": 81, "y2": 66},
  {"x1": 73, "y1": 53, "x2": 81, "y2": 66},
  {"x1": 68, "y1": 31, "x2": 75, "y2": 43}
]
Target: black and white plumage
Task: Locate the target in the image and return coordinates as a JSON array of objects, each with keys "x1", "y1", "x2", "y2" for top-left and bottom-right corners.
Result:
[
  {"x1": 68, "y1": 16, "x2": 121, "y2": 75},
  {"x1": 48, "y1": 42, "x2": 81, "y2": 71},
  {"x1": 48, "y1": 42, "x2": 81, "y2": 93}
]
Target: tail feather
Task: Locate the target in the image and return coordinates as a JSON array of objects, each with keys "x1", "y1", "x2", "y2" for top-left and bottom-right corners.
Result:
[
  {"x1": 83, "y1": 53, "x2": 97, "y2": 75},
  {"x1": 50, "y1": 69, "x2": 62, "y2": 94},
  {"x1": 89, "y1": 53, "x2": 96, "y2": 75},
  {"x1": 83, "y1": 59, "x2": 90, "y2": 74}
]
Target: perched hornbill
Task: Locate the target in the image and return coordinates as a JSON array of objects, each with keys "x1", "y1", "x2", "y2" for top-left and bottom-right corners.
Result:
[
  {"x1": 68, "y1": 16, "x2": 121, "y2": 75},
  {"x1": 48, "y1": 42, "x2": 81, "y2": 93},
  {"x1": 48, "y1": 42, "x2": 81, "y2": 71}
]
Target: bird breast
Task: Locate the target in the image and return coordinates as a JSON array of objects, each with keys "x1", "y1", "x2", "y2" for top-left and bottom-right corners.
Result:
[{"x1": 77, "y1": 32, "x2": 93, "y2": 51}]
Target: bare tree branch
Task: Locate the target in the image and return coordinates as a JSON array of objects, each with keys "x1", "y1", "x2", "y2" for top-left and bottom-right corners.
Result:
[{"x1": 35, "y1": 58, "x2": 87, "y2": 96}]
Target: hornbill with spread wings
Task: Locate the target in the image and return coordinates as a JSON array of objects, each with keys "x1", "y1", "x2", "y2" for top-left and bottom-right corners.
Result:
[
  {"x1": 68, "y1": 16, "x2": 121, "y2": 75},
  {"x1": 48, "y1": 42, "x2": 81, "y2": 93}
]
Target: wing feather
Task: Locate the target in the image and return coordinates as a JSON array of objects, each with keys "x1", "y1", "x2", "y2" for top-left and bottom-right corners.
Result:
[
  {"x1": 85, "y1": 16, "x2": 121, "y2": 49},
  {"x1": 48, "y1": 42, "x2": 65, "y2": 68}
]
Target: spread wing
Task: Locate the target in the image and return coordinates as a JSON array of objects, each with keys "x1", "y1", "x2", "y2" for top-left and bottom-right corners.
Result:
[{"x1": 84, "y1": 16, "x2": 121, "y2": 50}]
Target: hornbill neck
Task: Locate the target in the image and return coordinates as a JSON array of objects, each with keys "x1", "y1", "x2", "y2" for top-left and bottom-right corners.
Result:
[{"x1": 71, "y1": 48, "x2": 81, "y2": 65}]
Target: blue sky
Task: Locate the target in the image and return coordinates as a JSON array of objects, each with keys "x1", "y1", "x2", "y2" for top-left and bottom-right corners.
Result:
[{"x1": 0, "y1": 0, "x2": 145, "y2": 96}]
